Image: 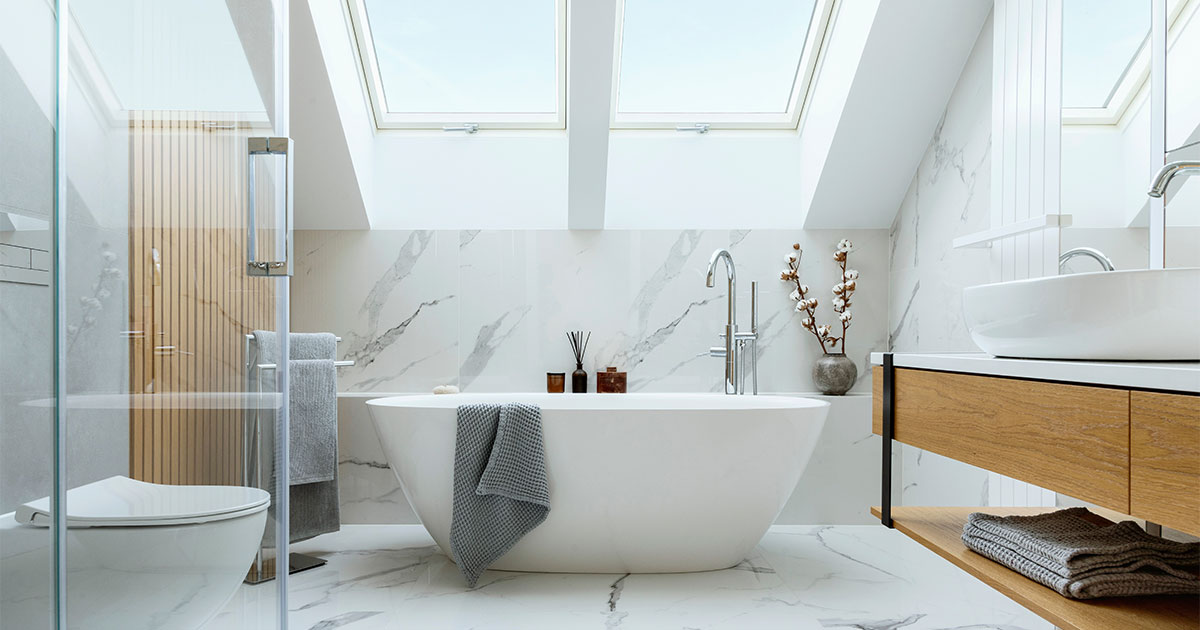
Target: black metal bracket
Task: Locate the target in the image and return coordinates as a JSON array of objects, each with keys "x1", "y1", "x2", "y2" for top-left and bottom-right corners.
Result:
[{"x1": 881, "y1": 352, "x2": 895, "y2": 529}]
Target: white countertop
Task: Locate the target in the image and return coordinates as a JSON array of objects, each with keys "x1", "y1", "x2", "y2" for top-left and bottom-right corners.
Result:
[{"x1": 869, "y1": 352, "x2": 1200, "y2": 394}]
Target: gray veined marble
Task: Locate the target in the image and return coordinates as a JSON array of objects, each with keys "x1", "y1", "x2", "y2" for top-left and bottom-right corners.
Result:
[
  {"x1": 358, "y1": 231, "x2": 434, "y2": 335},
  {"x1": 205, "y1": 524, "x2": 1053, "y2": 630}
]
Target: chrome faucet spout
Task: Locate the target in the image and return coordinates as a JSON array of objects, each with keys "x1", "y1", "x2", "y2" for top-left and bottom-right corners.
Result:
[
  {"x1": 705, "y1": 249, "x2": 739, "y2": 394},
  {"x1": 1059, "y1": 247, "x2": 1116, "y2": 272},
  {"x1": 1148, "y1": 161, "x2": 1200, "y2": 198}
]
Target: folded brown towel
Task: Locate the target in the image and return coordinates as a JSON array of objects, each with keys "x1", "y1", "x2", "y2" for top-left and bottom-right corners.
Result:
[{"x1": 962, "y1": 508, "x2": 1200, "y2": 600}]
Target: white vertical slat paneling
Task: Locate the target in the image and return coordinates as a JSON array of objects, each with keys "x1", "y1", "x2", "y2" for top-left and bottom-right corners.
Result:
[
  {"x1": 1149, "y1": 0, "x2": 1167, "y2": 268},
  {"x1": 987, "y1": 0, "x2": 1063, "y2": 508},
  {"x1": 990, "y1": 0, "x2": 1009, "y2": 281},
  {"x1": 1027, "y1": 0, "x2": 1047, "y2": 277},
  {"x1": 1042, "y1": 0, "x2": 1064, "y2": 277}
]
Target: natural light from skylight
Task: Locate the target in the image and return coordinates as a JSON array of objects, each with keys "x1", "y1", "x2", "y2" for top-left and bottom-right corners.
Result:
[
  {"x1": 1061, "y1": 0, "x2": 1149, "y2": 109},
  {"x1": 613, "y1": 0, "x2": 829, "y2": 129},
  {"x1": 354, "y1": 0, "x2": 564, "y2": 128}
]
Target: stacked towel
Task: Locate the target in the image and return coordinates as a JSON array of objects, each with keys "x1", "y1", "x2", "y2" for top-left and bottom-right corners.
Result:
[
  {"x1": 449, "y1": 403, "x2": 550, "y2": 587},
  {"x1": 962, "y1": 508, "x2": 1200, "y2": 599}
]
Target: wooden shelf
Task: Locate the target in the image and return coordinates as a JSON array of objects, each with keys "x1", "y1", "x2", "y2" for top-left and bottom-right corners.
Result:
[{"x1": 870, "y1": 506, "x2": 1199, "y2": 630}]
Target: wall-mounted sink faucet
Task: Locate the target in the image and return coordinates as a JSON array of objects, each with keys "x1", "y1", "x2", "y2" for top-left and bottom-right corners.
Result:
[
  {"x1": 705, "y1": 249, "x2": 757, "y2": 395},
  {"x1": 1147, "y1": 160, "x2": 1200, "y2": 198},
  {"x1": 1058, "y1": 247, "x2": 1115, "y2": 272}
]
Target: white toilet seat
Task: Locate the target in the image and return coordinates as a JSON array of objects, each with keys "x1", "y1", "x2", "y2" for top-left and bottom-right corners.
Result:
[{"x1": 16, "y1": 476, "x2": 270, "y2": 528}]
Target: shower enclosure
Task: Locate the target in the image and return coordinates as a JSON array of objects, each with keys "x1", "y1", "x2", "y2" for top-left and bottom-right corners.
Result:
[{"x1": 1, "y1": 1, "x2": 295, "y2": 628}]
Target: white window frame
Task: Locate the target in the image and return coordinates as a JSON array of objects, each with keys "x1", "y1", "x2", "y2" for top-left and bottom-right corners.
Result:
[
  {"x1": 347, "y1": 0, "x2": 567, "y2": 130},
  {"x1": 1062, "y1": 0, "x2": 1191, "y2": 125},
  {"x1": 609, "y1": 0, "x2": 835, "y2": 130}
]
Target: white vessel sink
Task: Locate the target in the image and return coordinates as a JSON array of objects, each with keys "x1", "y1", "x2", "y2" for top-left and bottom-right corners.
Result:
[{"x1": 963, "y1": 268, "x2": 1200, "y2": 361}]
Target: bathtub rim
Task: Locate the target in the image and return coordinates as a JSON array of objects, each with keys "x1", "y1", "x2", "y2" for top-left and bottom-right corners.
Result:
[{"x1": 365, "y1": 392, "x2": 831, "y2": 412}]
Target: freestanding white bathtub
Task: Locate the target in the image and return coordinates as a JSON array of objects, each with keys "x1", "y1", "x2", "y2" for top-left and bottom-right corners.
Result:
[{"x1": 366, "y1": 393, "x2": 829, "y2": 573}]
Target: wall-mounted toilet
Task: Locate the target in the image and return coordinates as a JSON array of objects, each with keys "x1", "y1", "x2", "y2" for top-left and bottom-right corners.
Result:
[{"x1": 0, "y1": 476, "x2": 269, "y2": 630}]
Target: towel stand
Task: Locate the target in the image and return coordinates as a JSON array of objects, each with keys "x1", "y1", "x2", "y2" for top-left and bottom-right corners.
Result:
[{"x1": 242, "y1": 333, "x2": 354, "y2": 584}]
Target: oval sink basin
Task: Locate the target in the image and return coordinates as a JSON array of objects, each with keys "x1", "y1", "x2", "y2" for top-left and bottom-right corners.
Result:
[{"x1": 963, "y1": 268, "x2": 1200, "y2": 360}]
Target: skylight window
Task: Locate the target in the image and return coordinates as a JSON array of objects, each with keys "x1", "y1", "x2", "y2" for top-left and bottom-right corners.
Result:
[
  {"x1": 1061, "y1": 0, "x2": 1149, "y2": 112},
  {"x1": 612, "y1": 0, "x2": 833, "y2": 129},
  {"x1": 350, "y1": 0, "x2": 565, "y2": 129}
]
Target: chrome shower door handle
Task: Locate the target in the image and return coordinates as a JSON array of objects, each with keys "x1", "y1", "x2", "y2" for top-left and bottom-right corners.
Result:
[{"x1": 246, "y1": 137, "x2": 293, "y2": 277}]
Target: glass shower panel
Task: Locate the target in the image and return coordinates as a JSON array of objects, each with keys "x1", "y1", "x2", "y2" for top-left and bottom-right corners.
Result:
[
  {"x1": 60, "y1": 0, "x2": 291, "y2": 628},
  {"x1": 0, "y1": 1, "x2": 59, "y2": 627}
]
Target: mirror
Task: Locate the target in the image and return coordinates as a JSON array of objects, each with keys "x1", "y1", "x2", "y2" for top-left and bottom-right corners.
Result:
[
  {"x1": 1165, "y1": 0, "x2": 1200, "y2": 265},
  {"x1": 1059, "y1": 0, "x2": 1200, "y2": 272}
]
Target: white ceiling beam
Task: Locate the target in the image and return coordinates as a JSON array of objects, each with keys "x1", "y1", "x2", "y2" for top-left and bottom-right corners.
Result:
[{"x1": 566, "y1": 0, "x2": 619, "y2": 230}]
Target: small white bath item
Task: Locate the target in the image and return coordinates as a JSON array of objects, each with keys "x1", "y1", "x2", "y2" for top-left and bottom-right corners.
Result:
[
  {"x1": 432, "y1": 385, "x2": 460, "y2": 394},
  {"x1": 0, "y1": 476, "x2": 268, "y2": 630},
  {"x1": 367, "y1": 393, "x2": 829, "y2": 573}
]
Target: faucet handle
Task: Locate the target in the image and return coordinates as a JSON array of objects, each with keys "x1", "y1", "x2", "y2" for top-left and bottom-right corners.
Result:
[{"x1": 709, "y1": 346, "x2": 727, "y2": 358}]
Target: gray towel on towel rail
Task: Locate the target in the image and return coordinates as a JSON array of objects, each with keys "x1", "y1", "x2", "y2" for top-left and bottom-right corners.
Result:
[
  {"x1": 450, "y1": 403, "x2": 549, "y2": 588},
  {"x1": 253, "y1": 330, "x2": 341, "y2": 544},
  {"x1": 962, "y1": 508, "x2": 1200, "y2": 599},
  {"x1": 289, "y1": 359, "x2": 337, "y2": 484}
]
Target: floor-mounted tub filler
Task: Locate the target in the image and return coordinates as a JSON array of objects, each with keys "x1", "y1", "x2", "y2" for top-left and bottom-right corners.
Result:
[{"x1": 367, "y1": 393, "x2": 829, "y2": 574}]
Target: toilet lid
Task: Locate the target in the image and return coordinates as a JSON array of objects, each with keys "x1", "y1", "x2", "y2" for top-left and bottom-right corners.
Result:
[{"x1": 16, "y1": 476, "x2": 271, "y2": 528}]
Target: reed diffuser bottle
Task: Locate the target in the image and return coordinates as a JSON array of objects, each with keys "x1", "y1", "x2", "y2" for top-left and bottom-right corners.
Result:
[{"x1": 567, "y1": 331, "x2": 590, "y2": 393}]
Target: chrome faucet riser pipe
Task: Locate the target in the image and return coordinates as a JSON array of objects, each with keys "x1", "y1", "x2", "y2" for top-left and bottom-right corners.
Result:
[{"x1": 1147, "y1": 161, "x2": 1200, "y2": 198}]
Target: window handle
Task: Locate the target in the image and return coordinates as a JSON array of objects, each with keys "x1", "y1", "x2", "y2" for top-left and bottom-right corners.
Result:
[
  {"x1": 442, "y1": 123, "x2": 479, "y2": 134},
  {"x1": 675, "y1": 123, "x2": 710, "y2": 134}
]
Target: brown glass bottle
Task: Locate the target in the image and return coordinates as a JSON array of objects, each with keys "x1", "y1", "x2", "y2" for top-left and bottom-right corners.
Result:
[{"x1": 571, "y1": 364, "x2": 587, "y2": 393}]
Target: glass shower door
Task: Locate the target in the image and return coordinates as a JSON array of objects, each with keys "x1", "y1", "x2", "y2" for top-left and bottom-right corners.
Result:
[
  {"x1": 0, "y1": 1, "x2": 58, "y2": 628},
  {"x1": 55, "y1": 0, "x2": 293, "y2": 628}
]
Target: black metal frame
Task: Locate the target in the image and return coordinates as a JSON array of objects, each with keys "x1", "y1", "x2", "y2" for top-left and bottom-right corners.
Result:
[{"x1": 881, "y1": 352, "x2": 894, "y2": 528}]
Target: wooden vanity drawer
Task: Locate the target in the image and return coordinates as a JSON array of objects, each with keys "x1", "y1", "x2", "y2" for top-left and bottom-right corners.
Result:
[
  {"x1": 1131, "y1": 391, "x2": 1200, "y2": 537},
  {"x1": 873, "y1": 367, "x2": 1131, "y2": 512}
]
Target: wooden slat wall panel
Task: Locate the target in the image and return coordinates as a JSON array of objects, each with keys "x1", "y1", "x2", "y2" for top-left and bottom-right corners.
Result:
[{"x1": 128, "y1": 112, "x2": 275, "y2": 486}]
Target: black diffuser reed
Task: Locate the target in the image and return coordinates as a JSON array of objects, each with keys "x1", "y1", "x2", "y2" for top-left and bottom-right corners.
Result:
[{"x1": 567, "y1": 331, "x2": 591, "y2": 393}]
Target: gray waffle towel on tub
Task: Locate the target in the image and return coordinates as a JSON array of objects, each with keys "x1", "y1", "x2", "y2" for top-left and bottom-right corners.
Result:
[
  {"x1": 961, "y1": 508, "x2": 1200, "y2": 599},
  {"x1": 450, "y1": 403, "x2": 549, "y2": 587}
]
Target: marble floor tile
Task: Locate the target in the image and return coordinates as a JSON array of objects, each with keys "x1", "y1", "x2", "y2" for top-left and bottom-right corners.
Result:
[{"x1": 207, "y1": 525, "x2": 1053, "y2": 630}]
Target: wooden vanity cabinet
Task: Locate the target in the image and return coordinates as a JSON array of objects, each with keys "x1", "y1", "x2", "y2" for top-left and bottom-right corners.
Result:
[{"x1": 1130, "y1": 391, "x2": 1200, "y2": 537}]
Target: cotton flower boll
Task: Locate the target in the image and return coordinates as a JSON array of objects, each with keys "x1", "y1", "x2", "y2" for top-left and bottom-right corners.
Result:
[
  {"x1": 845, "y1": 280, "x2": 856, "y2": 291},
  {"x1": 795, "y1": 301, "x2": 806, "y2": 313},
  {"x1": 840, "y1": 311, "x2": 853, "y2": 322},
  {"x1": 792, "y1": 243, "x2": 801, "y2": 250},
  {"x1": 845, "y1": 269, "x2": 859, "y2": 280},
  {"x1": 817, "y1": 325, "x2": 832, "y2": 338},
  {"x1": 789, "y1": 289, "x2": 800, "y2": 301},
  {"x1": 780, "y1": 271, "x2": 790, "y2": 281},
  {"x1": 801, "y1": 318, "x2": 813, "y2": 328},
  {"x1": 833, "y1": 297, "x2": 845, "y2": 309},
  {"x1": 808, "y1": 297, "x2": 818, "y2": 308},
  {"x1": 837, "y1": 239, "x2": 853, "y2": 251},
  {"x1": 799, "y1": 284, "x2": 809, "y2": 294},
  {"x1": 833, "y1": 284, "x2": 844, "y2": 295}
]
